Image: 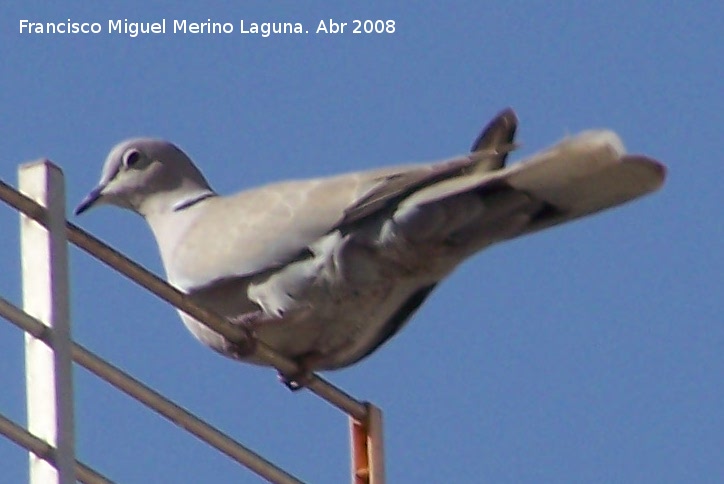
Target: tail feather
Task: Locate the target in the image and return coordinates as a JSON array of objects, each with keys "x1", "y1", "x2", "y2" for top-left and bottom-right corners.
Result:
[
  {"x1": 504, "y1": 130, "x2": 624, "y2": 198},
  {"x1": 398, "y1": 129, "x2": 665, "y2": 244},
  {"x1": 520, "y1": 154, "x2": 666, "y2": 234}
]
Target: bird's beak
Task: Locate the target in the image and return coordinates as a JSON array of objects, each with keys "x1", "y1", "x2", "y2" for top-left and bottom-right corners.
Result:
[{"x1": 74, "y1": 185, "x2": 104, "y2": 215}]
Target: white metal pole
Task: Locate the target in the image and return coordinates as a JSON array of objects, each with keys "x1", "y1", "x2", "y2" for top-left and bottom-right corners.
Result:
[{"x1": 19, "y1": 161, "x2": 76, "y2": 484}]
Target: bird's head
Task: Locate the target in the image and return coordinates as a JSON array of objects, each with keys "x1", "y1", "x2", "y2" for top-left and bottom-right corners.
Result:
[{"x1": 75, "y1": 138, "x2": 214, "y2": 217}]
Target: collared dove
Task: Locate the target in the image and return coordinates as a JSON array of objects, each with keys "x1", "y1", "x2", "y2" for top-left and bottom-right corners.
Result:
[{"x1": 76, "y1": 109, "x2": 665, "y2": 388}]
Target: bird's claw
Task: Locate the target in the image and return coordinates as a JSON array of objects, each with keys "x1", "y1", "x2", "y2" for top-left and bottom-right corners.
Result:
[
  {"x1": 278, "y1": 369, "x2": 313, "y2": 391},
  {"x1": 278, "y1": 352, "x2": 324, "y2": 391}
]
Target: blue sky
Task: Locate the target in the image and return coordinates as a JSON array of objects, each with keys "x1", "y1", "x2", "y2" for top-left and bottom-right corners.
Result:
[{"x1": 1, "y1": 1, "x2": 722, "y2": 482}]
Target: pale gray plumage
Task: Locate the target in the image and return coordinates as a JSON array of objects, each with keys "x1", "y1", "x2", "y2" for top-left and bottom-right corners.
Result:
[{"x1": 76, "y1": 109, "x2": 665, "y2": 385}]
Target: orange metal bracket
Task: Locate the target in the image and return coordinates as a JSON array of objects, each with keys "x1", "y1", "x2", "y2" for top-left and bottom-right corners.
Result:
[{"x1": 350, "y1": 403, "x2": 385, "y2": 484}]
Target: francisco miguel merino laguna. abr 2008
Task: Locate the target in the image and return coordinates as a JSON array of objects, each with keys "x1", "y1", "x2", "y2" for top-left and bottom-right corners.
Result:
[{"x1": 19, "y1": 18, "x2": 395, "y2": 37}]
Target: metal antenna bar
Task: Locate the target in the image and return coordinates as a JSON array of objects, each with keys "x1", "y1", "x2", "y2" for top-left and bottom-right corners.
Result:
[{"x1": 0, "y1": 412, "x2": 113, "y2": 484}]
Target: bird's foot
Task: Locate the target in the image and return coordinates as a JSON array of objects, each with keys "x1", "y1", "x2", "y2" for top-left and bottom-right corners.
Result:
[
  {"x1": 278, "y1": 370, "x2": 312, "y2": 392},
  {"x1": 277, "y1": 352, "x2": 324, "y2": 391}
]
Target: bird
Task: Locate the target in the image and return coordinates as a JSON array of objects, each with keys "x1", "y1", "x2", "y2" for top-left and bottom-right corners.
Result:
[{"x1": 75, "y1": 109, "x2": 666, "y2": 388}]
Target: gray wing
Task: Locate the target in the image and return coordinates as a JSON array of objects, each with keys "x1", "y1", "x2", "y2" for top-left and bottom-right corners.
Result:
[
  {"x1": 168, "y1": 110, "x2": 517, "y2": 288},
  {"x1": 168, "y1": 156, "x2": 483, "y2": 287}
]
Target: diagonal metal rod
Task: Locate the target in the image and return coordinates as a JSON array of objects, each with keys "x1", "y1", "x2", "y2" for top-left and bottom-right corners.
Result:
[
  {"x1": 0, "y1": 177, "x2": 367, "y2": 422},
  {"x1": 0, "y1": 296, "x2": 304, "y2": 484},
  {"x1": 0, "y1": 412, "x2": 113, "y2": 484}
]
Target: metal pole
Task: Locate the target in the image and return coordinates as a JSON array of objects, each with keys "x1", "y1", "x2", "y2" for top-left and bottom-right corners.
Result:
[
  {"x1": 19, "y1": 161, "x2": 76, "y2": 484},
  {"x1": 365, "y1": 404, "x2": 385, "y2": 483},
  {"x1": 350, "y1": 403, "x2": 385, "y2": 484}
]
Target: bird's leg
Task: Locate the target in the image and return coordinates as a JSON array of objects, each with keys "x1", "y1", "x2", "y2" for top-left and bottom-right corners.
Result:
[
  {"x1": 226, "y1": 311, "x2": 321, "y2": 391},
  {"x1": 223, "y1": 310, "x2": 264, "y2": 358},
  {"x1": 278, "y1": 351, "x2": 325, "y2": 391}
]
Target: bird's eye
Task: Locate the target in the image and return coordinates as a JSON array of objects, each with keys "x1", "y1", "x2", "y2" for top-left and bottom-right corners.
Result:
[{"x1": 123, "y1": 149, "x2": 142, "y2": 168}]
